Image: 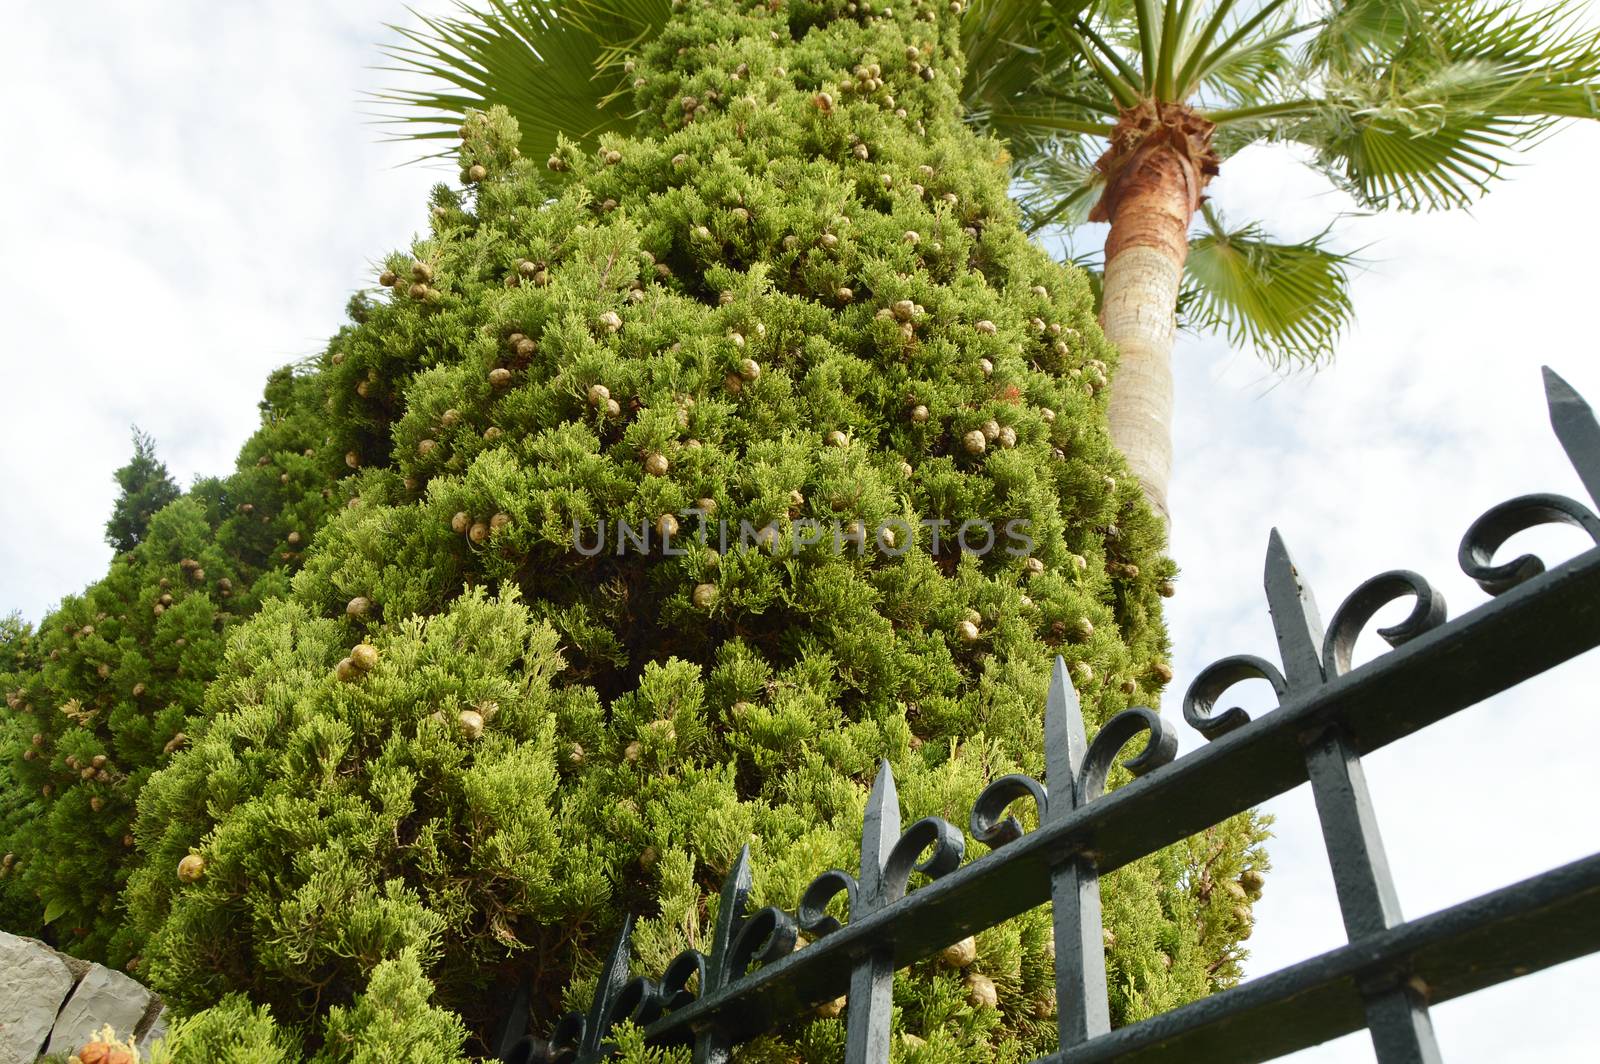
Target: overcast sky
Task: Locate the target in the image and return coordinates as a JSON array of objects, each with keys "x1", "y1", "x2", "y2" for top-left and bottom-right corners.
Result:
[{"x1": 2, "y1": 3, "x2": 1598, "y2": 1061}]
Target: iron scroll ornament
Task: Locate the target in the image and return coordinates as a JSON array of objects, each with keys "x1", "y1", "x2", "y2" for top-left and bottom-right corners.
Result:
[
  {"x1": 1320, "y1": 570, "x2": 1447, "y2": 679},
  {"x1": 1183, "y1": 367, "x2": 1600, "y2": 744},
  {"x1": 541, "y1": 846, "x2": 798, "y2": 1063},
  {"x1": 797, "y1": 765, "x2": 968, "y2": 939},
  {"x1": 1183, "y1": 655, "x2": 1287, "y2": 742},
  {"x1": 969, "y1": 659, "x2": 1179, "y2": 850},
  {"x1": 1459, "y1": 368, "x2": 1600, "y2": 595},
  {"x1": 1459, "y1": 493, "x2": 1600, "y2": 595}
]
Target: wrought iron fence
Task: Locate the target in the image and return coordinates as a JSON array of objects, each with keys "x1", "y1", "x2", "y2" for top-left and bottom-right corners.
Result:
[{"x1": 497, "y1": 367, "x2": 1600, "y2": 1064}]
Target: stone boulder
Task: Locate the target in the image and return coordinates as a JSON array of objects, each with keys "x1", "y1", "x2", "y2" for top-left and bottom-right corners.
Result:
[
  {"x1": 45, "y1": 964, "x2": 157, "y2": 1058},
  {"x1": 0, "y1": 931, "x2": 74, "y2": 1064}
]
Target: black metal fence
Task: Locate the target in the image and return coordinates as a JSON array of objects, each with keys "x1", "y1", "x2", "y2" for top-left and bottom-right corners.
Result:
[{"x1": 498, "y1": 367, "x2": 1600, "y2": 1064}]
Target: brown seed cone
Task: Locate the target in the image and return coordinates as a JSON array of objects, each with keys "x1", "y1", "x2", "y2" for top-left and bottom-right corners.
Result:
[
  {"x1": 940, "y1": 936, "x2": 977, "y2": 968},
  {"x1": 177, "y1": 853, "x2": 206, "y2": 883},
  {"x1": 350, "y1": 643, "x2": 379, "y2": 670},
  {"x1": 815, "y1": 995, "x2": 846, "y2": 1018}
]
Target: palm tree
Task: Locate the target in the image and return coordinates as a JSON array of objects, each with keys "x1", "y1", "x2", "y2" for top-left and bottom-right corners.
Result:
[{"x1": 376, "y1": 0, "x2": 1600, "y2": 524}]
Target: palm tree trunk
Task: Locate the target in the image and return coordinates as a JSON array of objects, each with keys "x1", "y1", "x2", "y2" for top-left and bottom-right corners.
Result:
[{"x1": 1091, "y1": 104, "x2": 1218, "y2": 528}]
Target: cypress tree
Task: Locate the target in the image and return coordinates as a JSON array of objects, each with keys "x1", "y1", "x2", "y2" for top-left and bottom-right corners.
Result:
[{"x1": 4, "y1": 0, "x2": 1267, "y2": 1060}]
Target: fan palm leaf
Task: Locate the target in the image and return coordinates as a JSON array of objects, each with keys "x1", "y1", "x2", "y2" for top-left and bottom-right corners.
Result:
[
  {"x1": 371, "y1": 0, "x2": 670, "y2": 161},
  {"x1": 1182, "y1": 205, "x2": 1358, "y2": 369}
]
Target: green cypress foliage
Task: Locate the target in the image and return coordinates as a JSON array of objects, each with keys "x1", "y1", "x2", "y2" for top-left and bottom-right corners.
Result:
[
  {"x1": 0, "y1": 368, "x2": 342, "y2": 962},
  {"x1": 4, "y1": 0, "x2": 1268, "y2": 1059}
]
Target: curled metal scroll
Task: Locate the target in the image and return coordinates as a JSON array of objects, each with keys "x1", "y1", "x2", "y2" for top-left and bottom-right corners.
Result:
[
  {"x1": 1078, "y1": 707, "x2": 1177, "y2": 803},
  {"x1": 882, "y1": 816, "x2": 966, "y2": 904},
  {"x1": 728, "y1": 905, "x2": 798, "y2": 980},
  {"x1": 547, "y1": 1012, "x2": 586, "y2": 1064},
  {"x1": 1321, "y1": 570, "x2": 1447, "y2": 679},
  {"x1": 969, "y1": 773, "x2": 1049, "y2": 849},
  {"x1": 607, "y1": 976, "x2": 664, "y2": 1032},
  {"x1": 1459, "y1": 492, "x2": 1600, "y2": 595},
  {"x1": 658, "y1": 949, "x2": 705, "y2": 1012},
  {"x1": 797, "y1": 869, "x2": 858, "y2": 937},
  {"x1": 502, "y1": 1038, "x2": 544, "y2": 1064},
  {"x1": 1183, "y1": 655, "x2": 1288, "y2": 742}
]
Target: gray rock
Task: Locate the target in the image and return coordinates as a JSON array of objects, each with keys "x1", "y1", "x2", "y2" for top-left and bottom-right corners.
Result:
[
  {"x1": 134, "y1": 1007, "x2": 169, "y2": 1056},
  {"x1": 44, "y1": 964, "x2": 154, "y2": 1058},
  {"x1": 0, "y1": 930, "x2": 74, "y2": 1064}
]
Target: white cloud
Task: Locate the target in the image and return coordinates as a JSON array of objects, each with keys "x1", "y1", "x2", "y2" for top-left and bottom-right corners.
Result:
[
  {"x1": 2, "y1": 3, "x2": 1598, "y2": 1061},
  {"x1": 0, "y1": 1, "x2": 444, "y2": 620}
]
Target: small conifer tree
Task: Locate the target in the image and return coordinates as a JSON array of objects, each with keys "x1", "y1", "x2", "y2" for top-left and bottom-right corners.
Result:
[{"x1": 106, "y1": 429, "x2": 183, "y2": 555}]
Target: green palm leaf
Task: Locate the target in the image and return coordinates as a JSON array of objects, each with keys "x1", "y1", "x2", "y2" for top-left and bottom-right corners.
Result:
[
  {"x1": 371, "y1": 0, "x2": 671, "y2": 162},
  {"x1": 1017, "y1": 145, "x2": 1108, "y2": 233},
  {"x1": 1181, "y1": 205, "x2": 1358, "y2": 368},
  {"x1": 1295, "y1": 0, "x2": 1600, "y2": 211}
]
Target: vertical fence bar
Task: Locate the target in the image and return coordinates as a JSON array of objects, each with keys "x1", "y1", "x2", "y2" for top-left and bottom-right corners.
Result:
[
  {"x1": 1265, "y1": 535, "x2": 1444, "y2": 1064},
  {"x1": 1043, "y1": 658, "x2": 1112, "y2": 1047},
  {"x1": 693, "y1": 848, "x2": 755, "y2": 1064},
  {"x1": 1305, "y1": 728, "x2": 1442, "y2": 1063},
  {"x1": 843, "y1": 762, "x2": 902, "y2": 1064}
]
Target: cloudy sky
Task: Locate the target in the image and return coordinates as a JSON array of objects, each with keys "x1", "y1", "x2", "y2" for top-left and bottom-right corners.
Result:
[{"x1": 2, "y1": 3, "x2": 1598, "y2": 1061}]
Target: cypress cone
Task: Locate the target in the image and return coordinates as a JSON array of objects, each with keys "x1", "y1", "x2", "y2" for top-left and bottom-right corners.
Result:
[{"x1": 2, "y1": 1, "x2": 1268, "y2": 1060}]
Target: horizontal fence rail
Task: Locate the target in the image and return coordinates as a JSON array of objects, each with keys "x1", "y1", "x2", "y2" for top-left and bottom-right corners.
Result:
[{"x1": 498, "y1": 367, "x2": 1600, "y2": 1064}]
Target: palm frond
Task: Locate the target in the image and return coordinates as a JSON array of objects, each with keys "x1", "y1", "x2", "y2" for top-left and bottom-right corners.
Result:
[
  {"x1": 962, "y1": 2, "x2": 1124, "y2": 154},
  {"x1": 1016, "y1": 145, "x2": 1109, "y2": 233},
  {"x1": 1180, "y1": 205, "x2": 1358, "y2": 368},
  {"x1": 1294, "y1": 0, "x2": 1600, "y2": 211},
  {"x1": 371, "y1": 0, "x2": 670, "y2": 162},
  {"x1": 1305, "y1": 0, "x2": 1427, "y2": 73}
]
